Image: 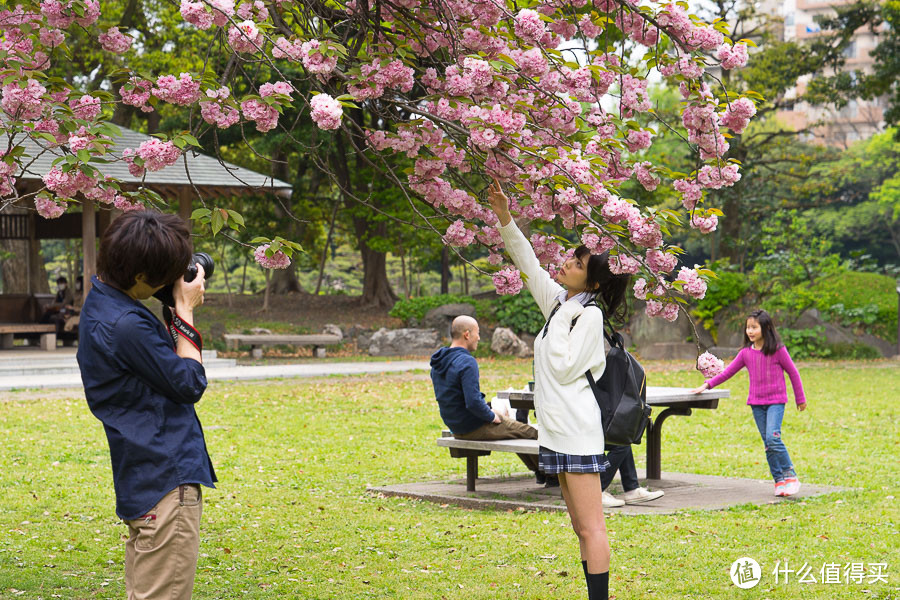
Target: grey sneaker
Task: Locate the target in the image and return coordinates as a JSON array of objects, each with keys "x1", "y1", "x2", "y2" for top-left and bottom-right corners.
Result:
[{"x1": 623, "y1": 487, "x2": 665, "y2": 504}]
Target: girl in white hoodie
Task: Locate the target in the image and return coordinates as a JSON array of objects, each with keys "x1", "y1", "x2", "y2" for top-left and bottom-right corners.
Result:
[{"x1": 488, "y1": 180, "x2": 631, "y2": 600}]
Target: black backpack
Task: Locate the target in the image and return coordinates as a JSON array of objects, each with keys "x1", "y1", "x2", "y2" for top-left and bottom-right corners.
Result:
[{"x1": 542, "y1": 301, "x2": 651, "y2": 446}]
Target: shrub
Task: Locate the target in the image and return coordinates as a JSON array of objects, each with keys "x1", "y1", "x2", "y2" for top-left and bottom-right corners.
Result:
[
  {"x1": 493, "y1": 290, "x2": 547, "y2": 335},
  {"x1": 778, "y1": 326, "x2": 882, "y2": 360},
  {"x1": 389, "y1": 294, "x2": 494, "y2": 324},
  {"x1": 766, "y1": 270, "x2": 897, "y2": 342},
  {"x1": 779, "y1": 326, "x2": 832, "y2": 359},
  {"x1": 692, "y1": 270, "x2": 750, "y2": 335}
]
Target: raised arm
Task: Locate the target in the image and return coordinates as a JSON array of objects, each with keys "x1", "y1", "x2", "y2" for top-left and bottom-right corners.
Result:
[
  {"x1": 488, "y1": 179, "x2": 563, "y2": 318},
  {"x1": 705, "y1": 349, "x2": 747, "y2": 389}
]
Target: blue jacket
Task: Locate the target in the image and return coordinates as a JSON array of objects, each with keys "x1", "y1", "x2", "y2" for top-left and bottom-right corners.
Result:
[
  {"x1": 430, "y1": 346, "x2": 494, "y2": 435},
  {"x1": 77, "y1": 276, "x2": 216, "y2": 520}
]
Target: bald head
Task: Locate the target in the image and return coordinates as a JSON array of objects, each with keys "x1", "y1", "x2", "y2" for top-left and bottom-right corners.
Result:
[{"x1": 451, "y1": 315, "x2": 478, "y2": 340}]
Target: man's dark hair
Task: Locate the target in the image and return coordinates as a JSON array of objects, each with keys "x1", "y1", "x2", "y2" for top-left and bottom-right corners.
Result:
[
  {"x1": 98, "y1": 211, "x2": 193, "y2": 291},
  {"x1": 56, "y1": 276, "x2": 67, "y2": 284}
]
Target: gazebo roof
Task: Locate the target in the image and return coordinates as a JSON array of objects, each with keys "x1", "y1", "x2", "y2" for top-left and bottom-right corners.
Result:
[{"x1": 15, "y1": 123, "x2": 293, "y2": 199}]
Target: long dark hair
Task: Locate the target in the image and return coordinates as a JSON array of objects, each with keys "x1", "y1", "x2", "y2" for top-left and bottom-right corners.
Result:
[
  {"x1": 574, "y1": 246, "x2": 630, "y2": 328},
  {"x1": 744, "y1": 309, "x2": 782, "y2": 356}
]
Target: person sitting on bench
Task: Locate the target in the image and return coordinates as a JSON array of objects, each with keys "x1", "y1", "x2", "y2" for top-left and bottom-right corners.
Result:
[
  {"x1": 600, "y1": 445, "x2": 664, "y2": 507},
  {"x1": 430, "y1": 316, "x2": 547, "y2": 485}
]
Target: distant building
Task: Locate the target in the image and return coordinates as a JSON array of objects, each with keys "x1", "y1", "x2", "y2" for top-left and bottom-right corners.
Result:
[{"x1": 775, "y1": 0, "x2": 886, "y2": 147}]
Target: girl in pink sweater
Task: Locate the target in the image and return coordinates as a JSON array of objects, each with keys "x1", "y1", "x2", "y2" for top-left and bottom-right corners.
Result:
[{"x1": 692, "y1": 310, "x2": 808, "y2": 497}]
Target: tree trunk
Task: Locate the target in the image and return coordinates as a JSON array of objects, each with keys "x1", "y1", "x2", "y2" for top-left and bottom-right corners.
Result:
[
  {"x1": 0, "y1": 211, "x2": 49, "y2": 294},
  {"x1": 400, "y1": 250, "x2": 409, "y2": 298},
  {"x1": 261, "y1": 268, "x2": 271, "y2": 312},
  {"x1": 440, "y1": 246, "x2": 450, "y2": 294},
  {"x1": 315, "y1": 201, "x2": 339, "y2": 295},
  {"x1": 217, "y1": 239, "x2": 233, "y2": 307},
  {"x1": 268, "y1": 262, "x2": 303, "y2": 294},
  {"x1": 332, "y1": 127, "x2": 397, "y2": 308},
  {"x1": 354, "y1": 218, "x2": 397, "y2": 308},
  {"x1": 267, "y1": 151, "x2": 303, "y2": 295},
  {"x1": 240, "y1": 253, "x2": 249, "y2": 294}
]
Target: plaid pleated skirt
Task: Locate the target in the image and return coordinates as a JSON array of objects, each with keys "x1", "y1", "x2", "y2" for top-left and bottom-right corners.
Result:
[{"x1": 538, "y1": 446, "x2": 611, "y2": 474}]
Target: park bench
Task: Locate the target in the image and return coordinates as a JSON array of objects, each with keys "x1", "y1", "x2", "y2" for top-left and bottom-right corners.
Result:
[
  {"x1": 0, "y1": 294, "x2": 57, "y2": 351},
  {"x1": 224, "y1": 333, "x2": 342, "y2": 358},
  {"x1": 437, "y1": 386, "x2": 729, "y2": 491}
]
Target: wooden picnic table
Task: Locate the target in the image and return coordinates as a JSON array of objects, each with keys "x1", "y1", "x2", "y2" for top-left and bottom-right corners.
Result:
[{"x1": 495, "y1": 386, "x2": 729, "y2": 480}]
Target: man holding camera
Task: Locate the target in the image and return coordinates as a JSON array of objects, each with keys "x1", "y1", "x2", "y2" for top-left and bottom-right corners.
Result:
[{"x1": 77, "y1": 210, "x2": 215, "y2": 600}]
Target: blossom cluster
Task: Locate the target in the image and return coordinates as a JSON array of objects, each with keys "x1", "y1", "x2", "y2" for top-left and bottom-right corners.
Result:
[
  {"x1": 697, "y1": 351, "x2": 725, "y2": 378},
  {"x1": 254, "y1": 244, "x2": 291, "y2": 269}
]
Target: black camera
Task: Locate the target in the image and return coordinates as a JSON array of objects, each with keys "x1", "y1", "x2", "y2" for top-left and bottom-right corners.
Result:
[{"x1": 153, "y1": 252, "x2": 215, "y2": 307}]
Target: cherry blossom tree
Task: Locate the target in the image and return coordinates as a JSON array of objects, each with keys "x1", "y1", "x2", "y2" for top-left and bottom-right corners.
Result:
[{"x1": 1, "y1": 0, "x2": 757, "y2": 361}]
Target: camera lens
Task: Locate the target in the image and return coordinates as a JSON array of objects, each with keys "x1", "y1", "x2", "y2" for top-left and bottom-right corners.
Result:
[{"x1": 185, "y1": 252, "x2": 214, "y2": 283}]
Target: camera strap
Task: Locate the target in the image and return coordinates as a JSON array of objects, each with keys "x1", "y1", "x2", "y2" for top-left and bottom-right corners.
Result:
[{"x1": 162, "y1": 305, "x2": 202, "y2": 353}]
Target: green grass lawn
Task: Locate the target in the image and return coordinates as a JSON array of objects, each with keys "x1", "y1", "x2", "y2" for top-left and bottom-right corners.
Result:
[{"x1": 1, "y1": 359, "x2": 897, "y2": 599}]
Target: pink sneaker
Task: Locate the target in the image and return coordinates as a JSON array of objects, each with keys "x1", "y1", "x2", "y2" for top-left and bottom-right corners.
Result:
[
  {"x1": 774, "y1": 481, "x2": 787, "y2": 497},
  {"x1": 783, "y1": 477, "x2": 801, "y2": 496}
]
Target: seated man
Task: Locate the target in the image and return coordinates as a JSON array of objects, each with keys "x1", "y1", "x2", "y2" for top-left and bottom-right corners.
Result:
[
  {"x1": 600, "y1": 445, "x2": 665, "y2": 507},
  {"x1": 40, "y1": 275, "x2": 74, "y2": 324},
  {"x1": 430, "y1": 315, "x2": 544, "y2": 483}
]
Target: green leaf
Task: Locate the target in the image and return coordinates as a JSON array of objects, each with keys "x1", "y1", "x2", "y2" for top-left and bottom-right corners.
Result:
[
  {"x1": 210, "y1": 209, "x2": 224, "y2": 236},
  {"x1": 191, "y1": 208, "x2": 211, "y2": 220}
]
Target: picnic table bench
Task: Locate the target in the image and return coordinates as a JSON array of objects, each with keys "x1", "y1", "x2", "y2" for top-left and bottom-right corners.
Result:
[
  {"x1": 438, "y1": 386, "x2": 729, "y2": 491},
  {"x1": 0, "y1": 323, "x2": 57, "y2": 351},
  {"x1": 0, "y1": 294, "x2": 57, "y2": 351},
  {"x1": 223, "y1": 333, "x2": 342, "y2": 358}
]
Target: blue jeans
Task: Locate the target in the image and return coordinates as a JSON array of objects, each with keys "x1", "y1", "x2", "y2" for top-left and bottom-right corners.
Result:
[{"x1": 751, "y1": 404, "x2": 796, "y2": 482}]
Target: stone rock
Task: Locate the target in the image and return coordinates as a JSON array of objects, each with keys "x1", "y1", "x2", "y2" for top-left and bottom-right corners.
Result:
[
  {"x1": 635, "y1": 342, "x2": 697, "y2": 361},
  {"x1": 368, "y1": 328, "x2": 442, "y2": 357},
  {"x1": 707, "y1": 346, "x2": 742, "y2": 360},
  {"x1": 208, "y1": 322, "x2": 226, "y2": 341},
  {"x1": 250, "y1": 327, "x2": 272, "y2": 335},
  {"x1": 422, "y1": 303, "x2": 477, "y2": 335},
  {"x1": 345, "y1": 324, "x2": 370, "y2": 339},
  {"x1": 519, "y1": 332, "x2": 536, "y2": 352},
  {"x1": 630, "y1": 304, "x2": 693, "y2": 346},
  {"x1": 321, "y1": 323, "x2": 343, "y2": 340},
  {"x1": 491, "y1": 327, "x2": 533, "y2": 358}
]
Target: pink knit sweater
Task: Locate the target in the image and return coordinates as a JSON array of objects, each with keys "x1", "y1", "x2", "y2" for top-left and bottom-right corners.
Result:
[{"x1": 706, "y1": 346, "x2": 807, "y2": 405}]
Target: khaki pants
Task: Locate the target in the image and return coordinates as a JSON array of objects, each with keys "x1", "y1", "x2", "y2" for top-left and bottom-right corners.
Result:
[
  {"x1": 124, "y1": 484, "x2": 203, "y2": 600},
  {"x1": 455, "y1": 418, "x2": 540, "y2": 472}
]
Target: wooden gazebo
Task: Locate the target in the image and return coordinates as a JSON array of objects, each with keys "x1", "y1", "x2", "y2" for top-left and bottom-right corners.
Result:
[{"x1": 1, "y1": 125, "x2": 293, "y2": 295}]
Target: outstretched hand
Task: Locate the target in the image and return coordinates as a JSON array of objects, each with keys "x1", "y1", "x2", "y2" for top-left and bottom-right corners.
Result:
[
  {"x1": 487, "y1": 179, "x2": 512, "y2": 226},
  {"x1": 690, "y1": 382, "x2": 709, "y2": 394}
]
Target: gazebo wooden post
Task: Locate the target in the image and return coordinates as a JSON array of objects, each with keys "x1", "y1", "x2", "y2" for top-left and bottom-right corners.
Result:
[
  {"x1": 82, "y1": 198, "x2": 96, "y2": 294},
  {"x1": 178, "y1": 189, "x2": 193, "y2": 224}
]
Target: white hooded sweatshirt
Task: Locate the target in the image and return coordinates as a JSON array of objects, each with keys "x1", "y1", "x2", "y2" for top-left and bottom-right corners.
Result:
[{"x1": 498, "y1": 220, "x2": 607, "y2": 455}]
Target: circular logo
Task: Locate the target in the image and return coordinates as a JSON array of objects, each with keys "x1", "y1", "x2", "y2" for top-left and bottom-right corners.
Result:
[{"x1": 730, "y1": 557, "x2": 761, "y2": 589}]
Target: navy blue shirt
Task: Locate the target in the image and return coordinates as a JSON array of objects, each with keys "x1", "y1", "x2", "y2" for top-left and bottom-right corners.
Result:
[
  {"x1": 430, "y1": 346, "x2": 495, "y2": 435},
  {"x1": 77, "y1": 276, "x2": 216, "y2": 520}
]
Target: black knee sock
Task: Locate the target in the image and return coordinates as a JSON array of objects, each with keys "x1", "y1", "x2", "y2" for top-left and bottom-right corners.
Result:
[{"x1": 586, "y1": 570, "x2": 609, "y2": 600}]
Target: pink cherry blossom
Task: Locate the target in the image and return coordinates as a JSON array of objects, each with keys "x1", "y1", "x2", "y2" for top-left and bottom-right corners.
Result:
[
  {"x1": 69, "y1": 95, "x2": 101, "y2": 121},
  {"x1": 697, "y1": 351, "x2": 725, "y2": 378},
  {"x1": 608, "y1": 254, "x2": 641, "y2": 275},
  {"x1": 677, "y1": 267, "x2": 707, "y2": 299},
  {"x1": 254, "y1": 244, "x2": 292, "y2": 269},
  {"x1": 228, "y1": 20, "x2": 263, "y2": 53},
  {"x1": 646, "y1": 249, "x2": 677, "y2": 273},
  {"x1": 443, "y1": 220, "x2": 476, "y2": 247},
  {"x1": 241, "y1": 99, "x2": 279, "y2": 132},
  {"x1": 634, "y1": 162, "x2": 659, "y2": 191},
  {"x1": 492, "y1": 266, "x2": 524, "y2": 295},
  {"x1": 1, "y1": 79, "x2": 47, "y2": 120},
  {"x1": 673, "y1": 178, "x2": 703, "y2": 210},
  {"x1": 716, "y1": 43, "x2": 749, "y2": 69},
  {"x1": 515, "y1": 9, "x2": 546, "y2": 44},
  {"x1": 309, "y1": 93, "x2": 343, "y2": 130},
  {"x1": 35, "y1": 196, "x2": 66, "y2": 219},
  {"x1": 691, "y1": 213, "x2": 719, "y2": 234},
  {"x1": 153, "y1": 73, "x2": 201, "y2": 106},
  {"x1": 98, "y1": 27, "x2": 132, "y2": 54},
  {"x1": 120, "y1": 78, "x2": 153, "y2": 112}
]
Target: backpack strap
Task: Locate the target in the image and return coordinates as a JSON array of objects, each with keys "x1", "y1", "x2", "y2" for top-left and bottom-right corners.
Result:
[{"x1": 540, "y1": 301, "x2": 562, "y2": 339}]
